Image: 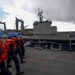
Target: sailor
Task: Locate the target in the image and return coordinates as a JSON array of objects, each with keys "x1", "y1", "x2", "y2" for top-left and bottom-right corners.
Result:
[
  {"x1": 18, "y1": 34, "x2": 25, "y2": 58},
  {"x1": 0, "y1": 31, "x2": 12, "y2": 75},
  {"x1": 13, "y1": 32, "x2": 25, "y2": 63},
  {"x1": 4, "y1": 33, "x2": 24, "y2": 75}
]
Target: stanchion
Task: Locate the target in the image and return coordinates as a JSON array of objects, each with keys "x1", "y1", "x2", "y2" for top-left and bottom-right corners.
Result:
[
  {"x1": 59, "y1": 44, "x2": 62, "y2": 50},
  {"x1": 69, "y1": 39, "x2": 71, "y2": 52},
  {"x1": 51, "y1": 44, "x2": 53, "y2": 50}
]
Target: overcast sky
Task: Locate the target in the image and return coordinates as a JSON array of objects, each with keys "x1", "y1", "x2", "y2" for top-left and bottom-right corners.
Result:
[{"x1": 0, "y1": 0, "x2": 75, "y2": 31}]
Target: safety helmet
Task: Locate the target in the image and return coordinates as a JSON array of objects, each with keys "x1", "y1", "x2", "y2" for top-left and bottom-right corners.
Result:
[
  {"x1": 13, "y1": 32, "x2": 18, "y2": 37},
  {"x1": 8, "y1": 33, "x2": 13, "y2": 38},
  {"x1": 19, "y1": 34, "x2": 23, "y2": 38},
  {"x1": 0, "y1": 31, "x2": 4, "y2": 38}
]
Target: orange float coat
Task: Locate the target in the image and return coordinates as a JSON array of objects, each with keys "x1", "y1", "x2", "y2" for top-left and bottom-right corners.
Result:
[
  {"x1": 0, "y1": 42, "x2": 8, "y2": 62},
  {"x1": 13, "y1": 37, "x2": 19, "y2": 47},
  {"x1": 4, "y1": 38, "x2": 16, "y2": 51}
]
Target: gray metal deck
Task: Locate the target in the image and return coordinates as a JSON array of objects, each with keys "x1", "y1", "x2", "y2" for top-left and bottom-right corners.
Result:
[{"x1": 10, "y1": 47, "x2": 75, "y2": 75}]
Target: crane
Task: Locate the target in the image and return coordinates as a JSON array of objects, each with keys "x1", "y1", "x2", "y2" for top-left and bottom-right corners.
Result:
[{"x1": 0, "y1": 21, "x2": 6, "y2": 31}]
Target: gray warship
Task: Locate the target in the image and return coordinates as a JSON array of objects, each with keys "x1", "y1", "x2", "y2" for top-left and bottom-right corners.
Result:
[{"x1": 0, "y1": 9, "x2": 75, "y2": 51}]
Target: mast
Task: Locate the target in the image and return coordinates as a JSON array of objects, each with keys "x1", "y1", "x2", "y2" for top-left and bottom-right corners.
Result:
[{"x1": 38, "y1": 8, "x2": 43, "y2": 22}]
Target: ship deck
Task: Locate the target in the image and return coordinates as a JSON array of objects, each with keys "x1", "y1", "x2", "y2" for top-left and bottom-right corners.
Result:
[{"x1": 9, "y1": 47, "x2": 75, "y2": 75}]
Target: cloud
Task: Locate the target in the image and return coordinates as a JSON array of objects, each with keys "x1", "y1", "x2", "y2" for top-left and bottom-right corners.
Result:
[
  {"x1": 18, "y1": 0, "x2": 75, "y2": 23},
  {"x1": 27, "y1": 0, "x2": 75, "y2": 23},
  {"x1": 52, "y1": 21, "x2": 75, "y2": 31},
  {"x1": 0, "y1": 0, "x2": 37, "y2": 29},
  {"x1": 0, "y1": 0, "x2": 75, "y2": 31}
]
